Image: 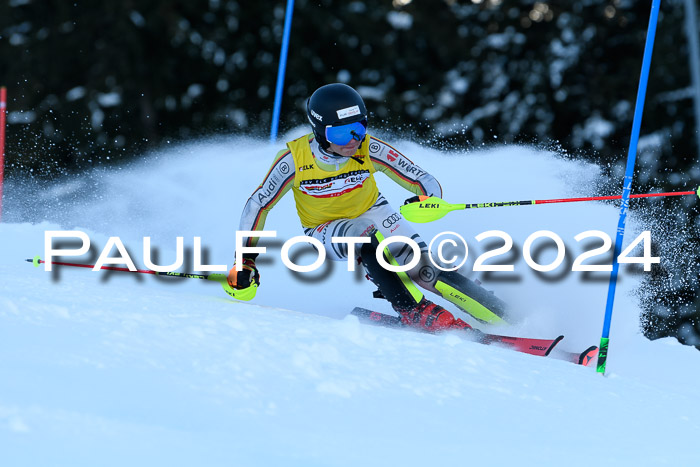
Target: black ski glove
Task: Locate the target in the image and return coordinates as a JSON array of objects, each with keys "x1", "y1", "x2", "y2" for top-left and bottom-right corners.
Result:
[
  {"x1": 404, "y1": 195, "x2": 431, "y2": 205},
  {"x1": 227, "y1": 258, "x2": 260, "y2": 290}
]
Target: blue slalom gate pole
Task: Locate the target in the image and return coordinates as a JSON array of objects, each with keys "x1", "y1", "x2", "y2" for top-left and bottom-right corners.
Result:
[
  {"x1": 597, "y1": 0, "x2": 661, "y2": 374},
  {"x1": 270, "y1": 0, "x2": 295, "y2": 144}
]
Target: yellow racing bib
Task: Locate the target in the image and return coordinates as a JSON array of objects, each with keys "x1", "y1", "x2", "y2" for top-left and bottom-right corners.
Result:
[{"x1": 287, "y1": 134, "x2": 379, "y2": 227}]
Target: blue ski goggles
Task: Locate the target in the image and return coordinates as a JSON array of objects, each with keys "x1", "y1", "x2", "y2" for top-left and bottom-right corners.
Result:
[{"x1": 325, "y1": 120, "x2": 367, "y2": 146}]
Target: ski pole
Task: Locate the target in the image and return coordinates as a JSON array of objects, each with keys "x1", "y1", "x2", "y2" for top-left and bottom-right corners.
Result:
[
  {"x1": 400, "y1": 188, "x2": 700, "y2": 223},
  {"x1": 598, "y1": 0, "x2": 661, "y2": 375},
  {"x1": 26, "y1": 255, "x2": 257, "y2": 300}
]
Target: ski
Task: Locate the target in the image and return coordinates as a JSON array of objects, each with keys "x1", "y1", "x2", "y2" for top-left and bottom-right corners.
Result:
[
  {"x1": 351, "y1": 307, "x2": 563, "y2": 358},
  {"x1": 551, "y1": 346, "x2": 599, "y2": 366}
]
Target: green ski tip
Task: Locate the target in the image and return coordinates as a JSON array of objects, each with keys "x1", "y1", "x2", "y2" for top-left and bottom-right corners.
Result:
[
  {"x1": 696, "y1": 186, "x2": 700, "y2": 199},
  {"x1": 33, "y1": 255, "x2": 42, "y2": 267}
]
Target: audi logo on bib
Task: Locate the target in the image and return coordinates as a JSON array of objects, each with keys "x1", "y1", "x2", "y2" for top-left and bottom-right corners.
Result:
[{"x1": 382, "y1": 213, "x2": 401, "y2": 228}]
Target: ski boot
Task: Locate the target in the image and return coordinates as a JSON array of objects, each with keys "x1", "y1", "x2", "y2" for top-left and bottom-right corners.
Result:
[{"x1": 394, "y1": 297, "x2": 472, "y2": 333}]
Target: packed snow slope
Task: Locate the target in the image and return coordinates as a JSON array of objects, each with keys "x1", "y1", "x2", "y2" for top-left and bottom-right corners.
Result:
[{"x1": 1, "y1": 133, "x2": 699, "y2": 466}]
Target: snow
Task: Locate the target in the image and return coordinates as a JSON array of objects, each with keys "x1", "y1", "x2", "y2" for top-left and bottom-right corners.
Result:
[{"x1": 1, "y1": 135, "x2": 699, "y2": 466}]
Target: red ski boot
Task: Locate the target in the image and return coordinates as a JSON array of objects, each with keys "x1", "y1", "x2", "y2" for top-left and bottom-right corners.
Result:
[{"x1": 395, "y1": 298, "x2": 472, "y2": 333}]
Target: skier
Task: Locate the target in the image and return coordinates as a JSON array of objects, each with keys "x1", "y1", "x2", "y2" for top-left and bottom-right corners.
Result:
[{"x1": 226, "y1": 83, "x2": 507, "y2": 332}]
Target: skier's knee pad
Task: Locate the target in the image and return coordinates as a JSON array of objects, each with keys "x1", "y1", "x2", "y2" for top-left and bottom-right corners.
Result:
[
  {"x1": 435, "y1": 270, "x2": 509, "y2": 325},
  {"x1": 360, "y1": 232, "x2": 423, "y2": 310}
]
